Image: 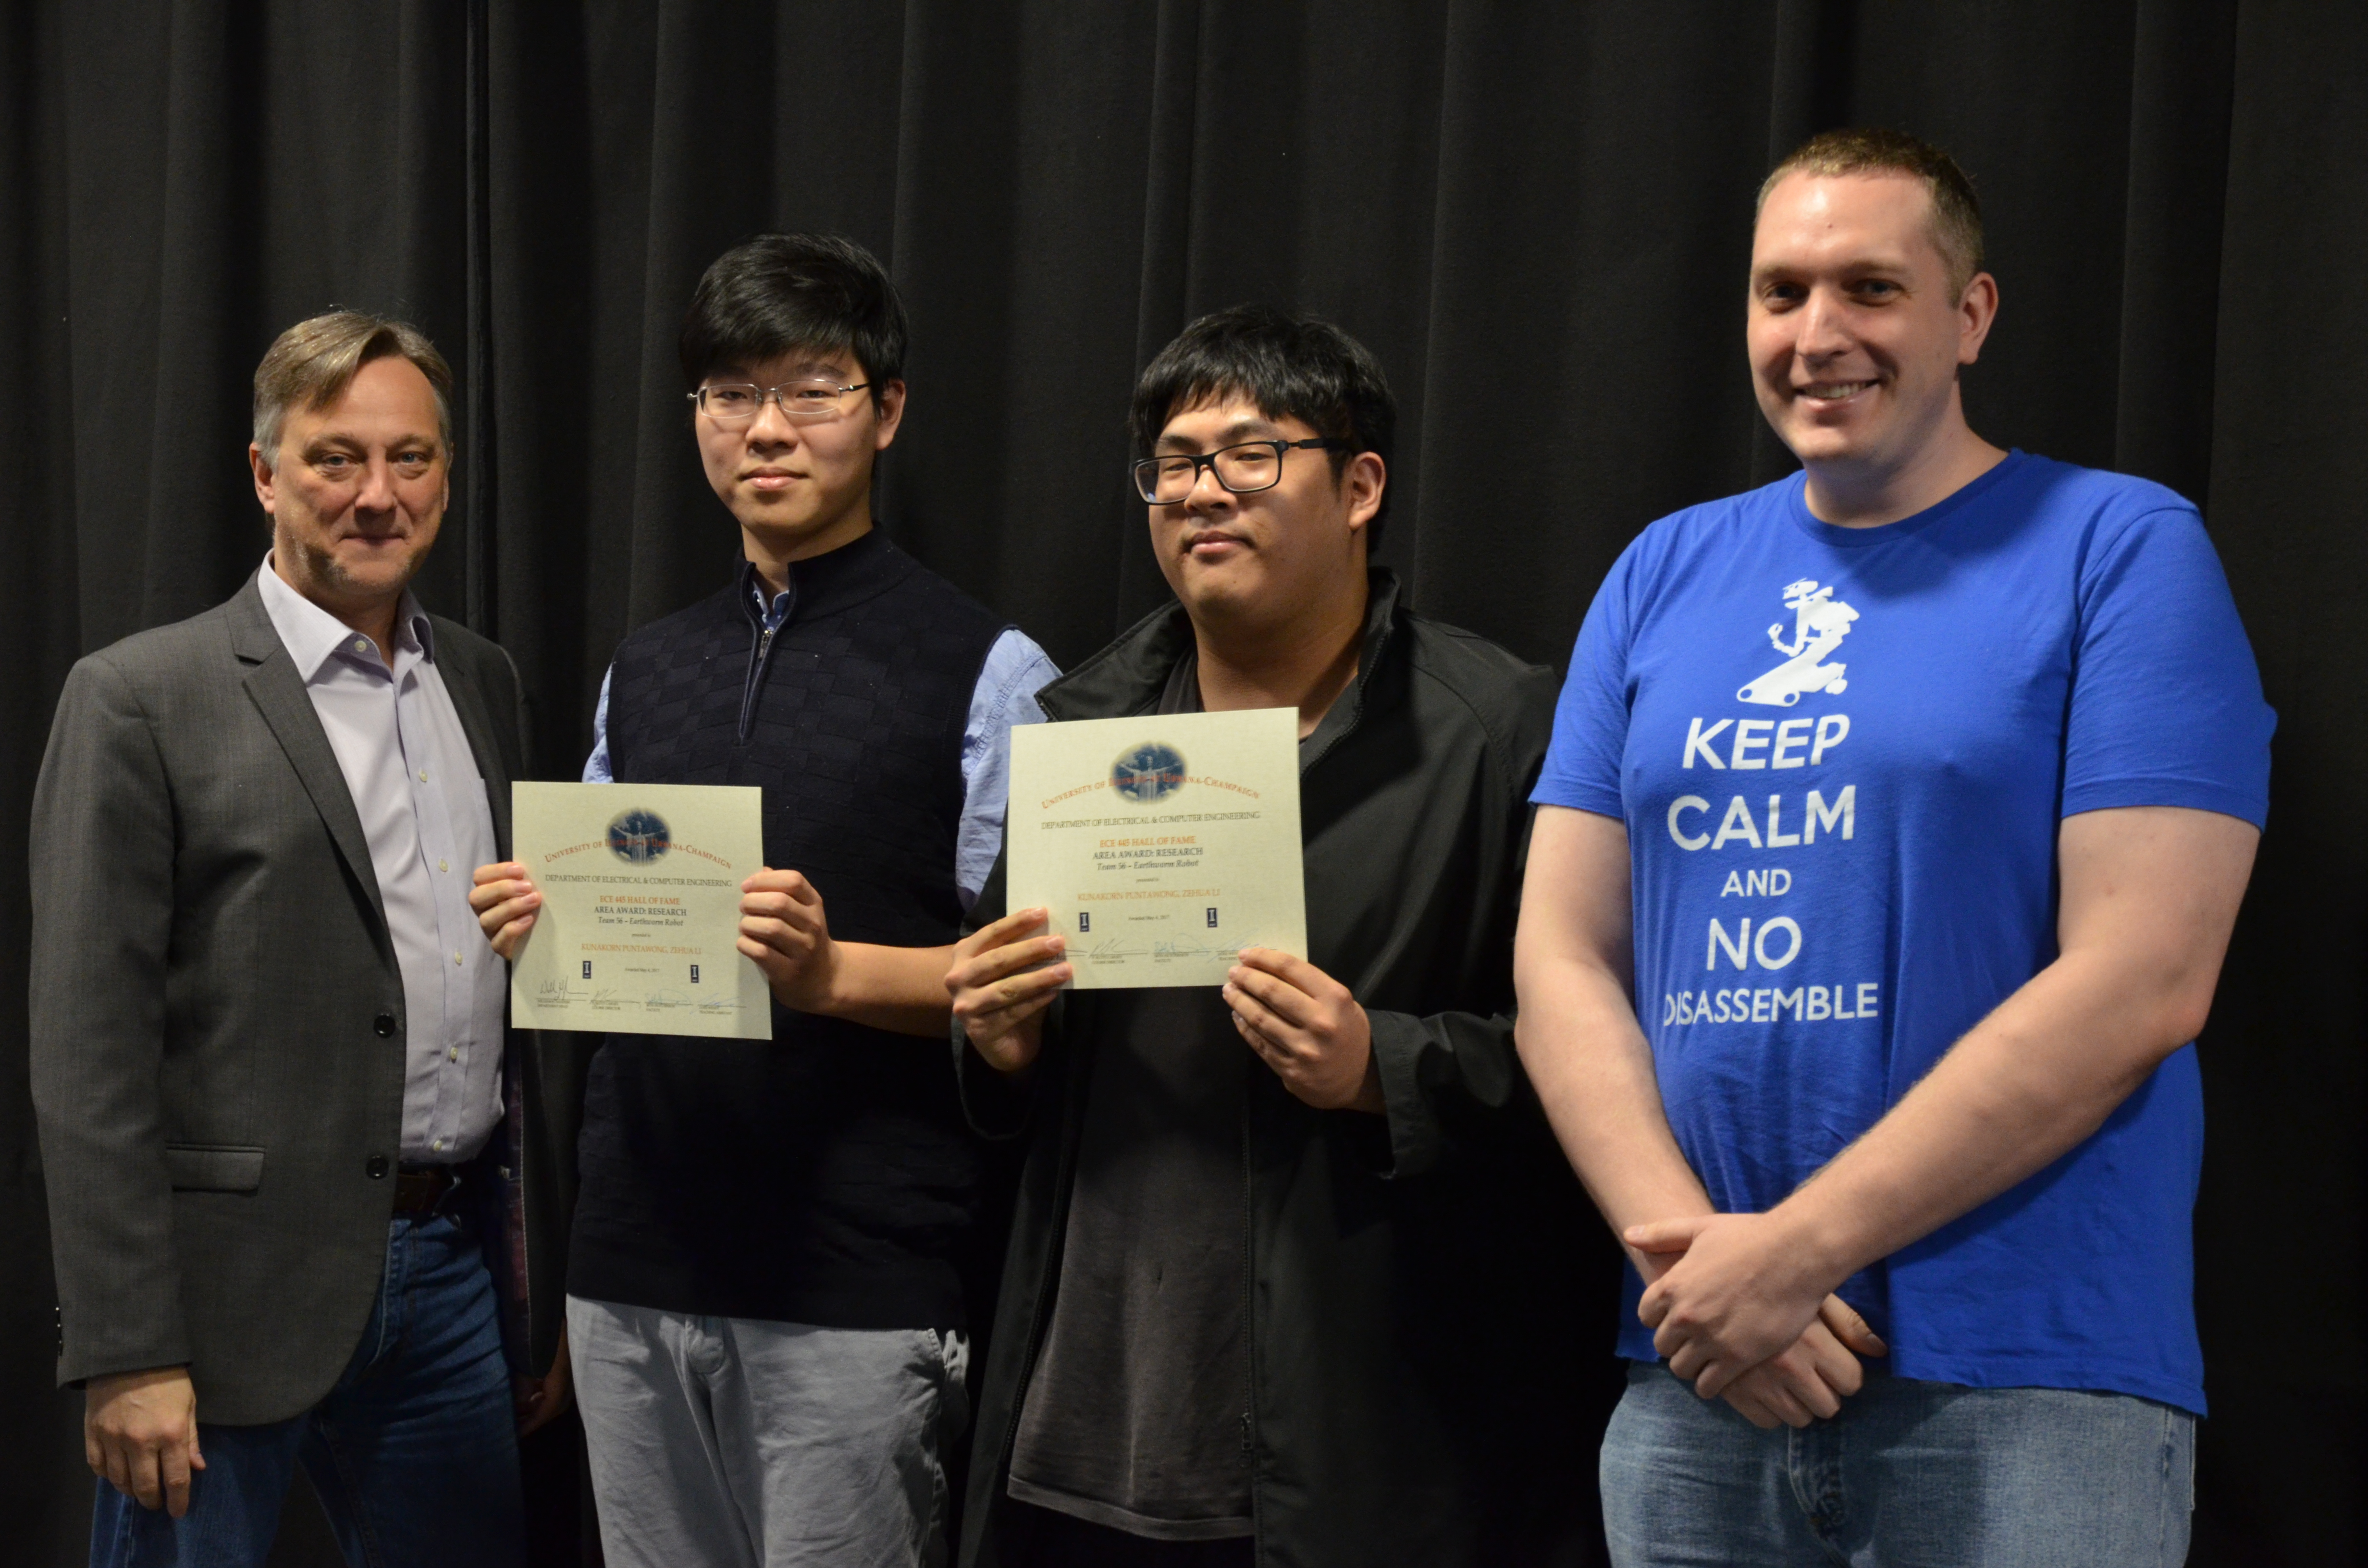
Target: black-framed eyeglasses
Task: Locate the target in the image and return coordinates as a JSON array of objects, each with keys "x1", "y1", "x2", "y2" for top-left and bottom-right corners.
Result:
[
  {"x1": 689, "y1": 378, "x2": 872, "y2": 427},
  {"x1": 1130, "y1": 437, "x2": 1355, "y2": 504}
]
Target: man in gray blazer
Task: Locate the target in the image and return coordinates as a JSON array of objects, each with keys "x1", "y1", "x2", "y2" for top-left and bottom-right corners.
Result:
[{"x1": 30, "y1": 312, "x2": 570, "y2": 1568}]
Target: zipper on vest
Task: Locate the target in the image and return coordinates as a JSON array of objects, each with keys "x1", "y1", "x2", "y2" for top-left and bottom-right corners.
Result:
[{"x1": 739, "y1": 616, "x2": 784, "y2": 743}]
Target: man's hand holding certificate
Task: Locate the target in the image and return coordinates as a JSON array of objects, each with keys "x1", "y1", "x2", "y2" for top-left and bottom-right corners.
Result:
[
  {"x1": 958, "y1": 706, "x2": 1380, "y2": 1113},
  {"x1": 491, "y1": 782, "x2": 772, "y2": 1039},
  {"x1": 1006, "y1": 707, "x2": 1307, "y2": 988}
]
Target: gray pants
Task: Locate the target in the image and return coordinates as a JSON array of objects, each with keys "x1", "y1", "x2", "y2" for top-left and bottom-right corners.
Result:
[{"x1": 567, "y1": 1294, "x2": 970, "y2": 1568}]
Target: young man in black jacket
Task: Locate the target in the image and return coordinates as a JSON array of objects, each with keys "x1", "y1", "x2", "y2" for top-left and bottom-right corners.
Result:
[{"x1": 946, "y1": 307, "x2": 1603, "y2": 1567}]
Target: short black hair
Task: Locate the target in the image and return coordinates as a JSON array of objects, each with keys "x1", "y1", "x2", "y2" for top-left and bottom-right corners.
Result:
[
  {"x1": 678, "y1": 233, "x2": 907, "y2": 402},
  {"x1": 1130, "y1": 305, "x2": 1397, "y2": 546}
]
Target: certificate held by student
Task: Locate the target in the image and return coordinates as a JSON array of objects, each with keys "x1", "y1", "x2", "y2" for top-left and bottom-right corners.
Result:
[
  {"x1": 509, "y1": 780, "x2": 770, "y2": 1037},
  {"x1": 1008, "y1": 706, "x2": 1306, "y2": 989}
]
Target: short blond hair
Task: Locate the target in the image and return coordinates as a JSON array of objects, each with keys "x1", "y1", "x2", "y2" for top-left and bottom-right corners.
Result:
[
  {"x1": 1758, "y1": 128, "x2": 1986, "y2": 298},
  {"x1": 251, "y1": 310, "x2": 453, "y2": 467}
]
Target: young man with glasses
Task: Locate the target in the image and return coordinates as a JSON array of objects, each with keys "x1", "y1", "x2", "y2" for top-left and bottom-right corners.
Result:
[
  {"x1": 471, "y1": 233, "x2": 1056, "y2": 1567},
  {"x1": 943, "y1": 306, "x2": 1602, "y2": 1567}
]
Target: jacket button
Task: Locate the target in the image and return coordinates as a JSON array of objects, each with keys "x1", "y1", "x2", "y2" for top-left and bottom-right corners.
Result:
[
  {"x1": 373, "y1": 1013, "x2": 396, "y2": 1037},
  {"x1": 366, "y1": 1155, "x2": 390, "y2": 1179}
]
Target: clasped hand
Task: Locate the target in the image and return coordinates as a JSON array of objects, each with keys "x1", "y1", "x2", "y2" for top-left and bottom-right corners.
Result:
[{"x1": 1626, "y1": 1211, "x2": 1886, "y2": 1426}]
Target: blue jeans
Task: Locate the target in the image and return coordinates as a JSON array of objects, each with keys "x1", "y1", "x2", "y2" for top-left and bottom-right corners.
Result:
[
  {"x1": 90, "y1": 1212, "x2": 524, "y2": 1568},
  {"x1": 1601, "y1": 1360, "x2": 2194, "y2": 1568}
]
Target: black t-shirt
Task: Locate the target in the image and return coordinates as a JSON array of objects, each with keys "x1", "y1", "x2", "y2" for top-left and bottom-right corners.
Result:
[
  {"x1": 1006, "y1": 655, "x2": 1260, "y2": 1542},
  {"x1": 1006, "y1": 985, "x2": 1253, "y2": 1541}
]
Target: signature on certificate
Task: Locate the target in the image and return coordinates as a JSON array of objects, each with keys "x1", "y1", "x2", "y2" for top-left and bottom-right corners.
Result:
[{"x1": 1150, "y1": 938, "x2": 1219, "y2": 960}]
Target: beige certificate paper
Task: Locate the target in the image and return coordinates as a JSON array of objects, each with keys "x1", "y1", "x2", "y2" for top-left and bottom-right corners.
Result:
[
  {"x1": 508, "y1": 781, "x2": 770, "y2": 1038},
  {"x1": 1008, "y1": 707, "x2": 1306, "y2": 989}
]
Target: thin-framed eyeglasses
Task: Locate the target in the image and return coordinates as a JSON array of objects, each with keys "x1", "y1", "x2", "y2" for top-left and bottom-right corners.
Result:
[
  {"x1": 1131, "y1": 437, "x2": 1355, "y2": 504},
  {"x1": 689, "y1": 378, "x2": 873, "y2": 427}
]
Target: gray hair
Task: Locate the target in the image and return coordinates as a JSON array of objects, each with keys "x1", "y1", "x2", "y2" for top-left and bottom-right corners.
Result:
[{"x1": 252, "y1": 310, "x2": 453, "y2": 469}]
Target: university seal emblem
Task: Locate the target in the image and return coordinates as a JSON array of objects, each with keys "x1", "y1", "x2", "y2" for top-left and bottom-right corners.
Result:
[
  {"x1": 606, "y1": 808, "x2": 672, "y2": 864},
  {"x1": 1111, "y1": 743, "x2": 1187, "y2": 803}
]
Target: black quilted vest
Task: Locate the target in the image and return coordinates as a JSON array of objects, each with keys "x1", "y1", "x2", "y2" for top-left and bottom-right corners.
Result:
[{"x1": 567, "y1": 530, "x2": 1010, "y2": 1329}]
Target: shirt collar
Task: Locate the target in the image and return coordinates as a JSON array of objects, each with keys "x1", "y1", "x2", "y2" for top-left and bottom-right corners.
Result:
[
  {"x1": 255, "y1": 554, "x2": 434, "y2": 681},
  {"x1": 747, "y1": 570, "x2": 792, "y2": 631}
]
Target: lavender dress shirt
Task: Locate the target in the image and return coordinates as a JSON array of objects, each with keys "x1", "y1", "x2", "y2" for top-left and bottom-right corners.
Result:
[{"x1": 256, "y1": 560, "x2": 505, "y2": 1163}]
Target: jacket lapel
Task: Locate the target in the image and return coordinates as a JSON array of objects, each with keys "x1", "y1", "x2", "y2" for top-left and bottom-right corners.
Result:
[
  {"x1": 1037, "y1": 599, "x2": 1194, "y2": 723},
  {"x1": 422, "y1": 627, "x2": 533, "y2": 1366},
  {"x1": 227, "y1": 578, "x2": 388, "y2": 931},
  {"x1": 432, "y1": 636, "x2": 514, "y2": 855}
]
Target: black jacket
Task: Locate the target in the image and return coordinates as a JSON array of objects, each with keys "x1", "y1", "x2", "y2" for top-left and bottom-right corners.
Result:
[{"x1": 958, "y1": 573, "x2": 1606, "y2": 1567}]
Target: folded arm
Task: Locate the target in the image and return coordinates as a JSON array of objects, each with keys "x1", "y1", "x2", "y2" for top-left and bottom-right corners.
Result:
[
  {"x1": 1634, "y1": 805, "x2": 2260, "y2": 1396},
  {"x1": 733, "y1": 867, "x2": 957, "y2": 1035},
  {"x1": 786, "y1": 939, "x2": 962, "y2": 1036},
  {"x1": 1514, "y1": 808, "x2": 1707, "y2": 1232},
  {"x1": 1515, "y1": 805, "x2": 1882, "y2": 1427}
]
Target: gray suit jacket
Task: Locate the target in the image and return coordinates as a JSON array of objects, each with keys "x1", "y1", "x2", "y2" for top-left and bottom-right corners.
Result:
[{"x1": 29, "y1": 576, "x2": 571, "y2": 1425}]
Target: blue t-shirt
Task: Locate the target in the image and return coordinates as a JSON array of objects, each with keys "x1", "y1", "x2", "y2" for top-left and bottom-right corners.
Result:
[{"x1": 1534, "y1": 451, "x2": 2272, "y2": 1414}]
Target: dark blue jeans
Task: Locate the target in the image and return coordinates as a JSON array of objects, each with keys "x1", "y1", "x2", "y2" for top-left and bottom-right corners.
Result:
[{"x1": 90, "y1": 1212, "x2": 524, "y2": 1568}]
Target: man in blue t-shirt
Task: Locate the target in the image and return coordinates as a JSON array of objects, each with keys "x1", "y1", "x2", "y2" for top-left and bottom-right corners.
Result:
[{"x1": 1516, "y1": 128, "x2": 2272, "y2": 1566}]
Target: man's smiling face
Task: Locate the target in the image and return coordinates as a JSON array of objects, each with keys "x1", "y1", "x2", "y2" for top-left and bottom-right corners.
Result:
[
  {"x1": 1748, "y1": 171, "x2": 1991, "y2": 481},
  {"x1": 1146, "y1": 395, "x2": 1378, "y2": 629},
  {"x1": 253, "y1": 353, "x2": 447, "y2": 615}
]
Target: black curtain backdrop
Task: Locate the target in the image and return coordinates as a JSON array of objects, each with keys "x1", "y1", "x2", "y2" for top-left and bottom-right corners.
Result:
[{"x1": 3, "y1": 3, "x2": 2360, "y2": 1564}]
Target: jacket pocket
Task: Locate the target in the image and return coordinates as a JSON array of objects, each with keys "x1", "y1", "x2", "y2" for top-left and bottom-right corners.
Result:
[{"x1": 162, "y1": 1144, "x2": 265, "y2": 1193}]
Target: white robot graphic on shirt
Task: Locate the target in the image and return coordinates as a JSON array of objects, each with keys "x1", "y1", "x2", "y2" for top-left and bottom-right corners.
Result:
[{"x1": 1738, "y1": 579, "x2": 1859, "y2": 706}]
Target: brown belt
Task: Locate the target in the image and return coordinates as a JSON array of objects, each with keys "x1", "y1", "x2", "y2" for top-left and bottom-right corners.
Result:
[{"x1": 392, "y1": 1164, "x2": 461, "y2": 1214}]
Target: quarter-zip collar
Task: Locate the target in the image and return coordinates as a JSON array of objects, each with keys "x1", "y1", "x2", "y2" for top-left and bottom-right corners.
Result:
[
  {"x1": 1038, "y1": 567, "x2": 1405, "y2": 776},
  {"x1": 732, "y1": 527, "x2": 907, "y2": 742},
  {"x1": 733, "y1": 526, "x2": 903, "y2": 633}
]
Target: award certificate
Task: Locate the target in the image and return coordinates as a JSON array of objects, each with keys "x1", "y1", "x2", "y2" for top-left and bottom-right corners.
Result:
[
  {"x1": 508, "y1": 781, "x2": 771, "y2": 1038},
  {"x1": 1007, "y1": 707, "x2": 1305, "y2": 989}
]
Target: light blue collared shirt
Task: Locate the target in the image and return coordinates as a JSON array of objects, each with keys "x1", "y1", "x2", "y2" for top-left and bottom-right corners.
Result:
[
  {"x1": 256, "y1": 559, "x2": 506, "y2": 1163},
  {"x1": 583, "y1": 599, "x2": 1056, "y2": 906}
]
